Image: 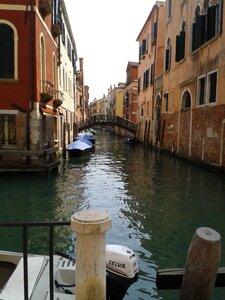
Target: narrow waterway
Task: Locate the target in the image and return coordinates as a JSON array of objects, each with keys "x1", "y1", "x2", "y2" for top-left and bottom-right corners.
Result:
[{"x1": 1, "y1": 131, "x2": 225, "y2": 299}]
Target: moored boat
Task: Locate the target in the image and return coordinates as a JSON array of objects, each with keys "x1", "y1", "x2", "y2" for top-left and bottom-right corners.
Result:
[
  {"x1": 75, "y1": 131, "x2": 95, "y2": 144},
  {"x1": 66, "y1": 139, "x2": 94, "y2": 157},
  {"x1": 0, "y1": 244, "x2": 138, "y2": 300}
]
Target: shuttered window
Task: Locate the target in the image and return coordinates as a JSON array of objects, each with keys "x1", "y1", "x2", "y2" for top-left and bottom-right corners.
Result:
[
  {"x1": 208, "y1": 71, "x2": 217, "y2": 103},
  {"x1": 197, "y1": 76, "x2": 206, "y2": 106},
  {"x1": 192, "y1": 2, "x2": 222, "y2": 52},
  {"x1": 176, "y1": 30, "x2": 185, "y2": 62}
]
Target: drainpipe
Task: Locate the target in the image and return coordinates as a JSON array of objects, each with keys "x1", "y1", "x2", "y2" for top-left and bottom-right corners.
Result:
[
  {"x1": 26, "y1": 0, "x2": 35, "y2": 164},
  {"x1": 152, "y1": 5, "x2": 158, "y2": 147}
]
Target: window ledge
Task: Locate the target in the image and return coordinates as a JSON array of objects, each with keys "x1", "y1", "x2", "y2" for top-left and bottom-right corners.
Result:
[
  {"x1": 0, "y1": 79, "x2": 20, "y2": 84},
  {"x1": 191, "y1": 34, "x2": 221, "y2": 55},
  {"x1": 176, "y1": 57, "x2": 186, "y2": 64}
]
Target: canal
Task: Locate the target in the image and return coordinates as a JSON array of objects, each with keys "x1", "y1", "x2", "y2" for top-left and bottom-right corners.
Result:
[{"x1": 1, "y1": 131, "x2": 225, "y2": 299}]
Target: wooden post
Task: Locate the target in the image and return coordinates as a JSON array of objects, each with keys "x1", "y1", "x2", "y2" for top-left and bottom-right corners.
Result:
[
  {"x1": 71, "y1": 210, "x2": 112, "y2": 300},
  {"x1": 179, "y1": 227, "x2": 221, "y2": 300}
]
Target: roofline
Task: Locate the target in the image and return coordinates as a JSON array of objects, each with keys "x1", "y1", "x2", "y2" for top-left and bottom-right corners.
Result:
[
  {"x1": 136, "y1": 1, "x2": 165, "y2": 41},
  {"x1": 61, "y1": 0, "x2": 78, "y2": 60}
]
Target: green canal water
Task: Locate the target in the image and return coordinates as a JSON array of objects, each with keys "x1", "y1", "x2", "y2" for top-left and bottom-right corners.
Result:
[{"x1": 0, "y1": 132, "x2": 225, "y2": 299}]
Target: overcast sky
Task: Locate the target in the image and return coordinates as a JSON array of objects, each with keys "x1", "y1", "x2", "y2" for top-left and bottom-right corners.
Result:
[{"x1": 65, "y1": 0, "x2": 155, "y2": 101}]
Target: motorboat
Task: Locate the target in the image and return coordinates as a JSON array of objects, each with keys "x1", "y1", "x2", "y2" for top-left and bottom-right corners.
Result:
[
  {"x1": 66, "y1": 139, "x2": 94, "y2": 157},
  {"x1": 0, "y1": 244, "x2": 139, "y2": 300}
]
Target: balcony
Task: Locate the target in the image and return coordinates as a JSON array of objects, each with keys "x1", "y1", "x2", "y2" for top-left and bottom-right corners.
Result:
[
  {"x1": 39, "y1": 0, "x2": 52, "y2": 17},
  {"x1": 52, "y1": 17, "x2": 62, "y2": 38},
  {"x1": 40, "y1": 81, "x2": 54, "y2": 104},
  {"x1": 53, "y1": 90, "x2": 64, "y2": 109}
]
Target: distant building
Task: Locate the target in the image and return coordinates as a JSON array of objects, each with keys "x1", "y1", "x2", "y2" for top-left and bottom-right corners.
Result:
[
  {"x1": 76, "y1": 58, "x2": 89, "y2": 127},
  {"x1": 124, "y1": 61, "x2": 138, "y2": 123},
  {"x1": 136, "y1": 1, "x2": 165, "y2": 144}
]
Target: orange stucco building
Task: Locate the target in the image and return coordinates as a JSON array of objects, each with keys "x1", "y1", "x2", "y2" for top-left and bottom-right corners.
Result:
[
  {"x1": 159, "y1": 0, "x2": 225, "y2": 169},
  {"x1": 136, "y1": 1, "x2": 165, "y2": 144}
]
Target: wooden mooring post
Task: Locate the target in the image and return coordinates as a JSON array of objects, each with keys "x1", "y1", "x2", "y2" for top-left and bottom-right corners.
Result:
[
  {"x1": 157, "y1": 227, "x2": 221, "y2": 298},
  {"x1": 71, "y1": 210, "x2": 112, "y2": 300}
]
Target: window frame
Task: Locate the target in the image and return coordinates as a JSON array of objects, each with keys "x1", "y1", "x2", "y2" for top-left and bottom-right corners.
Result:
[
  {"x1": 0, "y1": 112, "x2": 17, "y2": 148},
  {"x1": 207, "y1": 70, "x2": 217, "y2": 104},
  {"x1": 0, "y1": 21, "x2": 18, "y2": 80},
  {"x1": 197, "y1": 75, "x2": 206, "y2": 106}
]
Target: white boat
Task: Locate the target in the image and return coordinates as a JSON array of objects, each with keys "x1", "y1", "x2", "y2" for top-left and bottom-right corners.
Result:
[{"x1": 0, "y1": 244, "x2": 138, "y2": 300}]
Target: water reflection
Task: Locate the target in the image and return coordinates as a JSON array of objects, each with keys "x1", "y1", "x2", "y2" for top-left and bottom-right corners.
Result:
[{"x1": 0, "y1": 132, "x2": 225, "y2": 298}]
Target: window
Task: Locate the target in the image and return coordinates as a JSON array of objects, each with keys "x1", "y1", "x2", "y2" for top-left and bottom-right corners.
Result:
[
  {"x1": 165, "y1": 38, "x2": 171, "y2": 72},
  {"x1": 143, "y1": 69, "x2": 149, "y2": 89},
  {"x1": 138, "y1": 78, "x2": 140, "y2": 94},
  {"x1": 151, "y1": 21, "x2": 157, "y2": 43},
  {"x1": 139, "y1": 38, "x2": 147, "y2": 60},
  {"x1": 164, "y1": 93, "x2": 169, "y2": 112},
  {"x1": 197, "y1": 71, "x2": 217, "y2": 105},
  {"x1": 192, "y1": 1, "x2": 222, "y2": 52},
  {"x1": 168, "y1": 0, "x2": 172, "y2": 19},
  {"x1": 40, "y1": 35, "x2": 46, "y2": 91},
  {"x1": 0, "y1": 114, "x2": 16, "y2": 147},
  {"x1": 176, "y1": 21, "x2": 186, "y2": 62},
  {"x1": 150, "y1": 63, "x2": 154, "y2": 85},
  {"x1": 192, "y1": 6, "x2": 205, "y2": 51},
  {"x1": 197, "y1": 76, "x2": 206, "y2": 105},
  {"x1": 181, "y1": 90, "x2": 191, "y2": 110},
  {"x1": 207, "y1": 71, "x2": 217, "y2": 103},
  {"x1": 62, "y1": 23, "x2": 65, "y2": 45},
  {"x1": 0, "y1": 23, "x2": 17, "y2": 79}
]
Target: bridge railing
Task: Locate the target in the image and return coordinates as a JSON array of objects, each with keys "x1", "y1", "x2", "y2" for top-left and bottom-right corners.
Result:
[{"x1": 79, "y1": 114, "x2": 137, "y2": 133}]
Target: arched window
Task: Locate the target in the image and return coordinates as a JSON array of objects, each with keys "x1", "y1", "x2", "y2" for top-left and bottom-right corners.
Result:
[
  {"x1": 0, "y1": 22, "x2": 18, "y2": 79},
  {"x1": 192, "y1": 5, "x2": 204, "y2": 51},
  {"x1": 192, "y1": 1, "x2": 222, "y2": 52},
  {"x1": 165, "y1": 38, "x2": 171, "y2": 72},
  {"x1": 40, "y1": 35, "x2": 46, "y2": 92},
  {"x1": 181, "y1": 90, "x2": 191, "y2": 110},
  {"x1": 176, "y1": 20, "x2": 186, "y2": 62}
]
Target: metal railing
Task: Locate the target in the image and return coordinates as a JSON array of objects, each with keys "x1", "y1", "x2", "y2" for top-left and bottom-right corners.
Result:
[{"x1": 0, "y1": 221, "x2": 70, "y2": 300}]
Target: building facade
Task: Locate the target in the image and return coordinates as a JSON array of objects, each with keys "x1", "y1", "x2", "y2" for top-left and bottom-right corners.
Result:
[
  {"x1": 136, "y1": 1, "x2": 165, "y2": 144},
  {"x1": 159, "y1": 0, "x2": 225, "y2": 169},
  {"x1": 57, "y1": 0, "x2": 77, "y2": 153},
  {"x1": 0, "y1": 0, "x2": 77, "y2": 170},
  {"x1": 124, "y1": 61, "x2": 138, "y2": 124}
]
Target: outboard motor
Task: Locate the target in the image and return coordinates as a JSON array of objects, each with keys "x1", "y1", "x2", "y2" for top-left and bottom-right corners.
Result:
[
  {"x1": 55, "y1": 245, "x2": 139, "y2": 299},
  {"x1": 106, "y1": 244, "x2": 139, "y2": 300}
]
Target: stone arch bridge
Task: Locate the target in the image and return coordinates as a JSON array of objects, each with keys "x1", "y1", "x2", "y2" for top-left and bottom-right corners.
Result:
[{"x1": 78, "y1": 115, "x2": 137, "y2": 134}]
